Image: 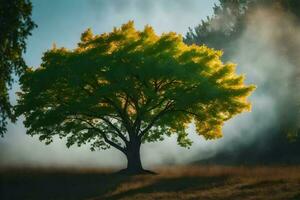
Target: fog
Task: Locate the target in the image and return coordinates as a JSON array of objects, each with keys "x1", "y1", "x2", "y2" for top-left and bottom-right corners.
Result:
[
  {"x1": 1, "y1": 1, "x2": 299, "y2": 168},
  {"x1": 198, "y1": 7, "x2": 300, "y2": 163}
]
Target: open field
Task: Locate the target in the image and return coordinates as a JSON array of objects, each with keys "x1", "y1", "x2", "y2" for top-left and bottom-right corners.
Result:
[{"x1": 1, "y1": 165, "x2": 300, "y2": 200}]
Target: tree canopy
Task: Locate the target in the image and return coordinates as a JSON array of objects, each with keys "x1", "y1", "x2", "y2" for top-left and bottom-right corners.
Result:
[
  {"x1": 0, "y1": 0, "x2": 36, "y2": 136},
  {"x1": 16, "y1": 21, "x2": 255, "y2": 172}
]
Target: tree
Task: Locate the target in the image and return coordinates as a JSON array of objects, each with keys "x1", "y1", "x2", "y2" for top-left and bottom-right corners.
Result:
[
  {"x1": 184, "y1": 0, "x2": 300, "y2": 60},
  {"x1": 0, "y1": 0, "x2": 36, "y2": 136},
  {"x1": 16, "y1": 21, "x2": 255, "y2": 173},
  {"x1": 184, "y1": 0, "x2": 250, "y2": 59}
]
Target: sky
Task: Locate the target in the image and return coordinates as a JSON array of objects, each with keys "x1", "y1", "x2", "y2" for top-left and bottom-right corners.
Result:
[
  {"x1": 0, "y1": 0, "x2": 235, "y2": 168},
  {"x1": 24, "y1": 0, "x2": 218, "y2": 67}
]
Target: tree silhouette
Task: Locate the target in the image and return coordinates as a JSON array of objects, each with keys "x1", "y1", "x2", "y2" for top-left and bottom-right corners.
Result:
[
  {"x1": 0, "y1": 0, "x2": 36, "y2": 136},
  {"x1": 16, "y1": 21, "x2": 255, "y2": 173},
  {"x1": 185, "y1": 0, "x2": 300, "y2": 60}
]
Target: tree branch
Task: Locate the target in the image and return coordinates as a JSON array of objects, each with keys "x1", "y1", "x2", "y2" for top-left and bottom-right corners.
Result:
[
  {"x1": 74, "y1": 117, "x2": 126, "y2": 154},
  {"x1": 99, "y1": 116, "x2": 129, "y2": 144},
  {"x1": 103, "y1": 97, "x2": 133, "y2": 134},
  {"x1": 138, "y1": 101, "x2": 174, "y2": 138}
]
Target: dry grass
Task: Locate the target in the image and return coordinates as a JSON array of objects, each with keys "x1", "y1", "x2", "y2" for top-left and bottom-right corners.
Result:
[{"x1": 1, "y1": 165, "x2": 300, "y2": 200}]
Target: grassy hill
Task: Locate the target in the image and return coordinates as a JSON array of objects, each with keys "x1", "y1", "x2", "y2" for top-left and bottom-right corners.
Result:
[{"x1": 1, "y1": 165, "x2": 300, "y2": 200}]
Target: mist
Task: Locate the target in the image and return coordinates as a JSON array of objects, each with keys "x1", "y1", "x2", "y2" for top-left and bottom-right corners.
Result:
[
  {"x1": 197, "y1": 6, "x2": 300, "y2": 163},
  {"x1": 1, "y1": 1, "x2": 299, "y2": 168}
]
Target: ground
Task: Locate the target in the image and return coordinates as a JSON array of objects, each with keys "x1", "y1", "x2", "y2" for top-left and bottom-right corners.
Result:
[{"x1": 1, "y1": 165, "x2": 300, "y2": 200}]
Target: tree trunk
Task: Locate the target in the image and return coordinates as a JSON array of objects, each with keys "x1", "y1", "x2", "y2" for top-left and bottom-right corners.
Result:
[
  {"x1": 117, "y1": 137, "x2": 155, "y2": 175},
  {"x1": 125, "y1": 140, "x2": 144, "y2": 174}
]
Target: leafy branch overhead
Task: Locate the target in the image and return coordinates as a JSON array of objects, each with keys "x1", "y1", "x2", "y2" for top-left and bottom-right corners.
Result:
[
  {"x1": 0, "y1": 0, "x2": 36, "y2": 136},
  {"x1": 16, "y1": 21, "x2": 255, "y2": 152}
]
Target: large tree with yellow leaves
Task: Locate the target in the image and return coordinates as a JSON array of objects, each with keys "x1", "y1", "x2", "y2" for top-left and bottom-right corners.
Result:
[{"x1": 16, "y1": 21, "x2": 255, "y2": 173}]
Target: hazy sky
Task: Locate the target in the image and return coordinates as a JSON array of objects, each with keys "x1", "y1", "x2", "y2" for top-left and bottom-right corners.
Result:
[
  {"x1": 1, "y1": 0, "x2": 220, "y2": 168},
  {"x1": 24, "y1": 0, "x2": 218, "y2": 67}
]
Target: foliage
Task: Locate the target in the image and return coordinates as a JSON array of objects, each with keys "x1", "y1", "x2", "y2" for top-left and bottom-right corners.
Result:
[
  {"x1": 16, "y1": 21, "x2": 255, "y2": 153},
  {"x1": 185, "y1": 0, "x2": 249, "y2": 59},
  {"x1": 0, "y1": 0, "x2": 36, "y2": 136}
]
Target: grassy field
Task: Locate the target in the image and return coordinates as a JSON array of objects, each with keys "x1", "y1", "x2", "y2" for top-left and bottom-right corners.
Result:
[{"x1": 1, "y1": 165, "x2": 300, "y2": 200}]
